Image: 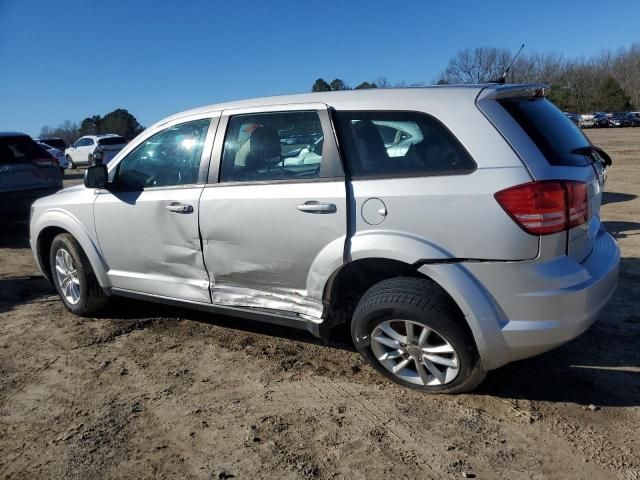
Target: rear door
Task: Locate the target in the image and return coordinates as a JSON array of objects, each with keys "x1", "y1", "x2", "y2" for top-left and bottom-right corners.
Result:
[
  {"x1": 199, "y1": 104, "x2": 346, "y2": 318},
  {"x1": 0, "y1": 135, "x2": 60, "y2": 192}
]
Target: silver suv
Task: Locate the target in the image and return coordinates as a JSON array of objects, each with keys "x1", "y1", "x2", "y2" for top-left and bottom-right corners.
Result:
[{"x1": 29, "y1": 85, "x2": 619, "y2": 393}]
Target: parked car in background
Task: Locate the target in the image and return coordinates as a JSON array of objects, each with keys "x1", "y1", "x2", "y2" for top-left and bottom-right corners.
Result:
[
  {"x1": 30, "y1": 84, "x2": 618, "y2": 394},
  {"x1": 88, "y1": 135, "x2": 128, "y2": 166},
  {"x1": 1, "y1": 132, "x2": 62, "y2": 218},
  {"x1": 625, "y1": 112, "x2": 640, "y2": 127},
  {"x1": 65, "y1": 135, "x2": 127, "y2": 168},
  {"x1": 35, "y1": 141, "x2": 69, "y2": 174},
  {"x1": 609, "y1": 113, "x2": 632, "y2": 127},
  {"x1": 564, "y1": 112, "x2": 580, "y2": 126},
  {"x1": 37, "y1": 137, "x2": 67, "y2": 152}
]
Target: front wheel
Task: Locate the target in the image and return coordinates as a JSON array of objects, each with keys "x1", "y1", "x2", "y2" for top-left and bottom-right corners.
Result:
[
  {"x1": 351, "y1": 277, "x2": 486, "y2": 394},
  {"x1": 66, "y1": 155, "x2": 76, "y2": 169},
  {"x1": 49, "y1": 233, "x2": 108, "y2": 316}
]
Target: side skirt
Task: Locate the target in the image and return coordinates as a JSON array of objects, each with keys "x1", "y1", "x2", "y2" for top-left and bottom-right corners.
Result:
[{"x1": 110, "y1": 288, "x2": 327, "y2": 338}]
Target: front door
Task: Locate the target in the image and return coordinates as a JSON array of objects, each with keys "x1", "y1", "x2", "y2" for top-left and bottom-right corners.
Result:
[
  {"x1": 199, "y1": 106, "x2": 347, "y2": 318},
  {"x1": 93, "y1": 117, "x2": 216, "y2": 303}
]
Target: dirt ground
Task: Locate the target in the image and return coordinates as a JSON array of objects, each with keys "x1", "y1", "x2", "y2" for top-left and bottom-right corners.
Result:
[{"x1": 1, "y1": 129, "x2": 639, "y2": 480}]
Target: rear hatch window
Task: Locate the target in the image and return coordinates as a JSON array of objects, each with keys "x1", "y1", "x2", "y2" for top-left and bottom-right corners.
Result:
[
  {"x1": 40, "y1": 138, "x2": 67, "y2": 150},
  {"x1": 0, "y1": 136, "x2": 50, "y2": 164},
  {"x1": 98, "y1": 137, "x2": 127, "y2": 147},
  {"x1": 499, "y1": 98, "x2": 591, "y2": 167},
  {"x1": 0, "y1": 136, "x2": 59, "y2": 191}
]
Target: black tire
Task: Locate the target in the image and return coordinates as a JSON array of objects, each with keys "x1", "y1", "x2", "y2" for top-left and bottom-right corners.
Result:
[
  {"x1": 66, "y1": 155, "x2": 76, "y2": 169},
  {"x1": 351, "y1": 277, "x2": 486, "y2": 394},
  {"x1": 49, "y1": 233, "x2": 108, "y2": 316}
]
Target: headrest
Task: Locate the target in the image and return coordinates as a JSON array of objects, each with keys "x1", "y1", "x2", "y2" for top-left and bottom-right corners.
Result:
[{"x1": 247, "y1": 126, "x2": 281, "y2": 170}]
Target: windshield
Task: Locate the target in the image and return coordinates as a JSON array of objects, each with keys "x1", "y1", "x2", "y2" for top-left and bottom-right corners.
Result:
[{"x1": 499, "y1": 98, "x2": 591, "y2": 167}]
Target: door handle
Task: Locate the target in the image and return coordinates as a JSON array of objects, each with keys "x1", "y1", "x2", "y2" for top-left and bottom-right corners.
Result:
[
  {"x1": 296, "y1": 201, "x2": 337, "y2": 214},
  {"x1": 165, "y1": 202, "x2": 194, "y2": 214}
]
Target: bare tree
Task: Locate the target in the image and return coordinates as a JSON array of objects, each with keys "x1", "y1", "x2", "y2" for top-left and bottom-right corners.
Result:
[
  {"x1": 39, "y1": 120, "x2": 79, "y2": 145},
  {"x1": 612, "y1": 43, "x2": 640, "y2": 109},
  {"x1": 440, "y1": 47, "x2": 512, "y2": 84}
]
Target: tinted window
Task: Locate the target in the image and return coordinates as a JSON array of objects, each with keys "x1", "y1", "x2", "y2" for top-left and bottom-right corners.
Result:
[
  {"x1": 334, "y1": 111, "x2": 476, "y2": 178},
  {"x1": 220, "y1": 111, "x2": 331, "y2": 182},
  {"x1": 98, "y1": 136, "x2": 127, "y2": 146},
  {"x1": 499, "y1": 98, "x2": 590, "y2": 166},
  {"x1": 0, "y1": 136, "x2": 50, "y2": 164},
  {"x1": 40, "y1": 138, "x2": 67, "y2": 150},
  {"x1": 114, "y1": 119, "x2": 209, "y2": 190}
]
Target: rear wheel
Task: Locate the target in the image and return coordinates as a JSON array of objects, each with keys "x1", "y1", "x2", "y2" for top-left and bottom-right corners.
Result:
[
  {"x1": 351, "y1": 277, "x2": 486, "y2": 394},
  {"x1": 66, "y1": 155, "x2": 76, "y2": 169},
  {"x1": 49, "y1": 233, "x2": 108, "y2": 316}
]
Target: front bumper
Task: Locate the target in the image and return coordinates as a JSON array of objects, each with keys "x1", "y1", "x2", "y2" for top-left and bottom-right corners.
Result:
[{"x1": 462, "y1": 227, "x2": 619, "y2": 368}]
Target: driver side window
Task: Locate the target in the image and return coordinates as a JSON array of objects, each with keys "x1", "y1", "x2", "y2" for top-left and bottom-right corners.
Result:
[{"x1": 114, "y1": 119, "x2": 210, "y2": 190}]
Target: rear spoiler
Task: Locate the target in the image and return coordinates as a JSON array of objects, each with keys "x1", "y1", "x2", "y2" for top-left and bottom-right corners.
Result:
[{"x1": 477, "y1": 83, "x2": 549, "y2": 101}]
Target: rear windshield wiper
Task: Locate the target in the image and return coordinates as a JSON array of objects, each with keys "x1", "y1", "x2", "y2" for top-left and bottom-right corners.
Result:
[{"x1": 571, "y1": 145, "x2": 612, "y2": 167}]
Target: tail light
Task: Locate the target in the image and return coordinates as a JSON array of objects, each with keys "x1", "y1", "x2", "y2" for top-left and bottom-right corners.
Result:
[{"x1": 495, "y1": 181, "x2": 589, "y2": 235}]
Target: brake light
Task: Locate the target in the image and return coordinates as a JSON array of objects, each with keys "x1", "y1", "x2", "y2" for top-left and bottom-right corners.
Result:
[{"x1": 494, "y1": 181, "x2": 589, "y2": 235}]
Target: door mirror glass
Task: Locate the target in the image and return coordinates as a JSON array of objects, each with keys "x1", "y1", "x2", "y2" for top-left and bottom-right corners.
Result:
[{"x1": 84, "y1": 164, "x2": 108, "y2": 188}]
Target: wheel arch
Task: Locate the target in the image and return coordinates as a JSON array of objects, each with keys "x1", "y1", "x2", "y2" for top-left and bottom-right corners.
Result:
[
  {"x1": 320, "y1": 255, "x2": 509, "y2": 371},
  {"x1": 33, "y1": 212, "x2": 110, "y2": 288}
]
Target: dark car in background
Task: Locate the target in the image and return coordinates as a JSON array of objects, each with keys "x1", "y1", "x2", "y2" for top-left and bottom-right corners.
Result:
[
  {"x1": 609, "y1": 113, "x2": 632, "y2": 127},
  {"x1": 1, "y1": 132, "x2": 62, "y2": 219},
  {"x1": 37, "y1": 137, "x2": 68, "y2": 151},
  {"x1": 563, "y1": 112, "x2": 581, "y2": 126}
]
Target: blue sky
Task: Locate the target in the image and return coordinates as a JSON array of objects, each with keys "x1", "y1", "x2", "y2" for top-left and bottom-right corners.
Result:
[{"x1": 1, "y1": 0, "x2": 638, "y2": 135}]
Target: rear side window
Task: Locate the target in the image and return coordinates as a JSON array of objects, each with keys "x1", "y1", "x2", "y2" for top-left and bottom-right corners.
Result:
[
  {"x1": 0, "y1": 136, "x2": 50, "y2": 164},
  {"x1": 334, "y1": 111, "x2": 476, "y2": 178},
  {"x1": 499, "y1": 98, "x2": 590, "y2": 166},
  {"x1": 220, "y1": 111, "x2": 337, "y2": 182}
]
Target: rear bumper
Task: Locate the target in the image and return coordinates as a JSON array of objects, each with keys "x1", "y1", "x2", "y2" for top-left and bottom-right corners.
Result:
[
  {"x1": 0, "y1": 187, "x2": 62, "y2": 217},
  {"x1": 462, "y1": 227, "x2": 619, "y2": 368}
]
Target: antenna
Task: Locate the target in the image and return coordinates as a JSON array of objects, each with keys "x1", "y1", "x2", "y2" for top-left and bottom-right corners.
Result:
[{"x1": 490, "y1": 43, "x2": 525, "y2": 84}]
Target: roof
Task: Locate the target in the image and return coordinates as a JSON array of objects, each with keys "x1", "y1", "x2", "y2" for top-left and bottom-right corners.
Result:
[
  {"x1": 153, "y1": 85, "x2": 486, "y2": 127},
  {"x1": 0, "y1": 131, "x2": 29, "y2": 137},
  {"x1": 152, "y1": 83, "x2": 545, "y2": 130}
]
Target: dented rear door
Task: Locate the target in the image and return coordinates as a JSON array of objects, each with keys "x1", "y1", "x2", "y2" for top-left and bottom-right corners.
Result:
[{"x1": 199, "y1": 104, "x2": 347, "y2": 319}]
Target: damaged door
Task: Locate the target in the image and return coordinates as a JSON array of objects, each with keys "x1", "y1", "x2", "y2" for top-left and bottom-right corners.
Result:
[
  {"x1": 93, "y1": 117, "x2": 217, "y2": 303},
  {"x1": 199, "y1": 105, "x2": 346, "y2": 318}
]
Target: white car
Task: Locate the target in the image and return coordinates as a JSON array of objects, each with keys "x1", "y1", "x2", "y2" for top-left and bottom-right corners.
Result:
[
  {"x1": 36, "y1": 141, "x2": 68, "y2": 173},
  {"x1": 65, "y1": 135, "x2": 127, "y2": 168}
]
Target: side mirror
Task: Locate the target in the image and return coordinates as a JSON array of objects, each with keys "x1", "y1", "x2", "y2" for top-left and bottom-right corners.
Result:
[{"x1": 84, "y1": 164, "x2": 108, "y2": 189}]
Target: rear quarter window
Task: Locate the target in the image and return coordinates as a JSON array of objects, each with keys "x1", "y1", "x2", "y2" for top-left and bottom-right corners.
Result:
[
  {"x1": 334, "y1": 111, "x2": 476, "y2": 178},
  {"x1": 499, "y1": 98, "x2": 591, "y2": 167}
]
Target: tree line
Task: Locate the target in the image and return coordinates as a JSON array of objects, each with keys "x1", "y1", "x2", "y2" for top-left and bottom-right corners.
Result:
[
  {"x1": 312, "y1": 43, "x2": 640, "y2": 113},
  {"x1": 39, "y1": 109, "x2": 144, "y2": 146}
]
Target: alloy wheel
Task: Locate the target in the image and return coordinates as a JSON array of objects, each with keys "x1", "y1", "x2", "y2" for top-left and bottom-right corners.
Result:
[
  {"x1": 54, "y1": 248, "x2": 81, "y2": 305},
  {"x1": 370, "y1": 319, "x2": 460, "y2": 386}
]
